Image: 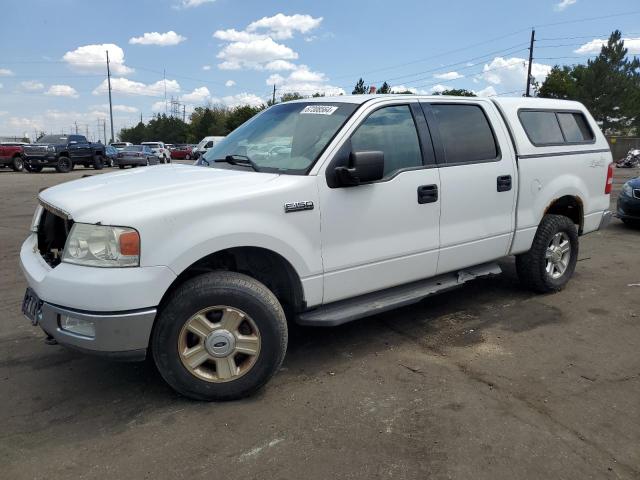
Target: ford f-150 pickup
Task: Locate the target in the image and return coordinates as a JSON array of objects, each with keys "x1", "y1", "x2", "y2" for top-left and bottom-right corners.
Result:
[{"x1": 20, "y1": 95, "x2": 613, "y2": 400}]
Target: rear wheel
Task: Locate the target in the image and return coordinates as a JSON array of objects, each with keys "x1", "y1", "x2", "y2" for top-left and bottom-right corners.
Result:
[
  {"x1": 146, "y1": 157, "x2": 150, "y2": 166},
  {"x1": 152, "y1": 271, "x2": 288, "y2": 401},
  {"x1": 24, "y1": 161, "x2": 43, "y2": 173},
  {"x1": 516, "y1": 214, "x2": 579, "y2": 293},
  {"x1": 621, "y1": 218, "x2": 640, "y2": 228},
  {"x1": 185, "y1": 154, "x2": 191, "y2": 160},
  {"x1": 93, "y1": 155, "x2": 104, "y2": 170},
  {"x1": 119, "y1": 165, "x2": 125, "y2": 169},
  {"x1": 11, "y1": 155, "x2": 24, "y2": 172},
  {"x1": 55, "y1": 156, "x2": 72, "y2": 173}
]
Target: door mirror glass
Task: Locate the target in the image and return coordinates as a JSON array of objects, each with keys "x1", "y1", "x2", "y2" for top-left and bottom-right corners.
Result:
[{"x1": 335, "y1": 150, "x2": 384, "y2": 186}]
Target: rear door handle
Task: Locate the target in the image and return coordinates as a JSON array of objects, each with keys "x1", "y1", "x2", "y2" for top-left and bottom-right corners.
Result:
[
  {"x1": 497, "y1": 175, "x2": 512, "y2": 192},
  {"x1": 417, "y1": 184, "x2": 438, "y2": 204}
]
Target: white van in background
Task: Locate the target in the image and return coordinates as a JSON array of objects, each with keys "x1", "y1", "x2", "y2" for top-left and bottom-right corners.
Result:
[{"x1": 192, "y1": 136, "x2": 225, "y2": 159}]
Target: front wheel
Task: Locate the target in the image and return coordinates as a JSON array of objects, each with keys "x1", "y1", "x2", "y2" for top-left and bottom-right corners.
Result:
[
  {"x1": 93, "y1": 155, "x2": 104, "y2": 170},
  {"x1": 516, "y1": 214, "x2": 579, "y2": 293},
  {"x1": 55, "y1": 156, "x2": 72, "y2": 173},
  {"x1": 24, "y1": 161, "x2": 43, "y2": 173},
  {"x1": 152, "y1": 271, "x2": 288, "y2": 401}
]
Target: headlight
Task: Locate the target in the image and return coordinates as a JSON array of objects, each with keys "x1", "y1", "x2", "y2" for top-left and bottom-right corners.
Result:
[
  {"x1": 30, "y1": 206, "x2": 43, "y2": 233},
  {"x1": 62, "y1": 223, "x2": 140, "y2": 267},
  {"x1": 47, "y1": 145, "x2": 56, "y2": 152},
  {"x1": 622, "y1": 183, "x2": 633, "y2": 197}
]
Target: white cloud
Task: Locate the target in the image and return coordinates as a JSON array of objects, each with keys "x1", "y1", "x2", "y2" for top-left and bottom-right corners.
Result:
[
  {"x1": 93, "y1": 77, "x2": 180, "y2": 97},
  {"x1": 129, "y1": 31, "x2": 186, "y2": 46},
  {"x1": 389, "y1": 85, "x2": 429, "y2": 94},
  {"x1": 176, "y1": 0, "x2": 215, "y2": 7},
  {"x1": 202, "y1": 65, "x2": 211, "y2": 71},
  {"x1": 433, "y1": 71, "x2": 464, "y2": 80},
  {"x1": 92, "y1": 103, "x2": 139, "y2": 113},
  {"x1": 8, "y1": 116, "x2": 41, "y2": 131},
  {"x1": 479, "y1": 57, "x2": 551, "y2": 92},
  {"x1": 151, "y1": 101, "x2": 167, "y2": 113},
  {"x1": 0, "y1": 68, "x2": 14, "y2": 76},
  {"x1": 428, "y1": 84, "x2": 447, "y2": 94},
  {"x1": 182, "y1": 86, "x2": 211, "y2": 103},
  {"x1": 0, "y1": 110, "x2": 8, "y2": 116},
  {"x1": 247, "y1": 13, "x2": 323, "y2": 40},
  {"x1": 0, "y1": 83, "x2": 3, "y2": 89},
  {"x1": 225, "y1": 80, "x2": 236, "y2": 87},
  {"x1": 63, "y1": 44, "x2": 133, "y2": 75},
  {"x1": 264, "y1": 60, "x2": 297, "y2": 71},
  {"x1": 217, "y1": 37, "x2": 298, "y2": 70},
  {"x1": 475, "y1": 86, "x2": 498, "y2": 97},
  {"x1": 21, "y1": 80, "x2": 44, "y2": 91},
  {"x1": 219, "y1": 93, "x2": 265, "y2": 108},
  {"x1": 214, "y1": 29, "x2": 265, "y2": 42},
  {"x1": 45, "y1": 84, "x2": 79, "y2": 98},
  {"x1": 266, "y1": 64, "x2": 345, "y2": 96},
  {"x1": 554, "y1": 0, "x2": 577, "y2": 11},
  {"x1": 575, "y1": 37, "x2": 640, "y2": 55}
]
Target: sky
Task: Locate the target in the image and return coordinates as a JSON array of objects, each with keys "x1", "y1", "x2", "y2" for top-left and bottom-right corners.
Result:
[{"x1": 0, "y1": 0, "x2": 639, "y2": 141}]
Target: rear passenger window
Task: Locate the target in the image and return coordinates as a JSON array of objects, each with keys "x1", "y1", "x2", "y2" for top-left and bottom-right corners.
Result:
[
  {"x1": 430, "y1": 104, "x2": 498, "y2": 164},
  {"x1": 519, "y1": 111, "x2": 564, "y2": 145},
  {"x1": 557, "y1": 112, "x2": 594, "y2": 143},
  {"x1": 351, "y1": 105, "x2": 422, "y2": 177}
]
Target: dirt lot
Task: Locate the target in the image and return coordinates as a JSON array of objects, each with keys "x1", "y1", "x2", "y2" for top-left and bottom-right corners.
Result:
[{"x1": 1, "y1": 164, "x2": 639, "y2": 480}]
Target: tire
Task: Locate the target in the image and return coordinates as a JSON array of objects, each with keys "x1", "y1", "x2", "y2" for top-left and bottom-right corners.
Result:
[
  {"x1": 146, "y1": 157, "x2": 150, "y2": 166},
  {"x1": 185, "y1": 154, "x2": 191, "y2": 160},
  {"x1": 152, "y1": 271, "x2": 288, "y2": 401},
  {"x1": 93, "y1": 155, "x2": 104, "y2": 170},
  {"x1": 11, "y1": 155, "x2": 24, "y2": 172},
  {"x1": 516, "y1": 214, "x2": 579, "y2": 293},
  {"x1": 119, "y1": 165, "x2": 125, "y2": 169},
  {"x1": 24, "y1": 161, "x2": 43, "y2": 173},
  {"x1": 55, "y1": 156, "x2": 72, "y2": 173},
  {"x1": 621, "y1": 218, "x2": 640, "y2": 229}
]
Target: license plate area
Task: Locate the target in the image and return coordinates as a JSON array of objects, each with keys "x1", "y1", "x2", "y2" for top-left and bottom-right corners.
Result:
[{"x1": 22, "y1": 288, "x2": 43, "y2": 326}]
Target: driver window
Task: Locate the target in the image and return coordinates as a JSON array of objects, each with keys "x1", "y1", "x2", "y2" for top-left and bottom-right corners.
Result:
[{"x1": 351, "y1": 105, "x2": 423, "y2": 177}]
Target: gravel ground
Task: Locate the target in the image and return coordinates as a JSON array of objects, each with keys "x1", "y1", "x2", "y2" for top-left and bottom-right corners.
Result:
[{"x1": 1, "y1": 163, "x2": 639, "y2": 479}]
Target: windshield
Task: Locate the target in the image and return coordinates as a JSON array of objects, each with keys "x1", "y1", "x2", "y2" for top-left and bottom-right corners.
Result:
[
  {"x1": 143, "y1": 143, "x2": 160, "y2": 148},
  {"x1": 38, "y1": 135, "x2": 67, "y2": 143},
  {"x1": 124, "y1": 145, "x2": 143, "y2": 152},
  {"x1": 111, "y1": 143, "x2": 127, "y2": 147},
  {"x1": 202, "y1": 102, "x2": 358, "y2": 173}
]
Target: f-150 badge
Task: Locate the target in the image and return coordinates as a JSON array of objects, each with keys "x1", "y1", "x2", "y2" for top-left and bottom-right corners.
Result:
[{"x1": 284, "y1": 201, "x2": 314, "y2": 213}]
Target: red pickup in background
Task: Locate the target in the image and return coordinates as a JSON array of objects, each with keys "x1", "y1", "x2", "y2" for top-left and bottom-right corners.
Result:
[{"x1": 0, "y1": 143, "x2": 25, "y2": 171}]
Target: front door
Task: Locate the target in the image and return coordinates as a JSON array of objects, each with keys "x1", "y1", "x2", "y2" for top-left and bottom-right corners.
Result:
[{"x1": 318, "y1": 102, "x2": 441, "y2": 304}]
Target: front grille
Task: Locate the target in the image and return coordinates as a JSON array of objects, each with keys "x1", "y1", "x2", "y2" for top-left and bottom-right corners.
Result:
[
  {"x1": 37, "y1": 208, "x2": 73, "y2": 267},
  {"x1": 25, "y1": 146, "x2": 48, "y2": 154},
  {"x1": 634, "y1": 189, "x2": 640, "y2": 200}
]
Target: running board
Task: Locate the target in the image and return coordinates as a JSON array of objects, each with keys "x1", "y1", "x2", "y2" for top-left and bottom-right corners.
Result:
[{"x1": 296, "y1": 262, "x2": 501, "y2": 327}]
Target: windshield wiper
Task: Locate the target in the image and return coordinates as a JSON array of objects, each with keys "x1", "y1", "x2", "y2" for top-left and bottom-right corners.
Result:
[{"x1": 213, "y1": 154, "x2": 261, "y2": 172}]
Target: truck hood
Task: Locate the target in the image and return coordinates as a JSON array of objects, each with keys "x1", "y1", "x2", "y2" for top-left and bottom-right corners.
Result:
[{"x1": 39, "y1": 164, "x2": 280, "y2": 223}]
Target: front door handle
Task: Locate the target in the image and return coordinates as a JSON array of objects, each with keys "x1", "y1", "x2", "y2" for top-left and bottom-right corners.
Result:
[
  {"x1": 417, "y1": 184, "x2": 438, "y2": 204},
  {"x1": 497, "y1": 175, "x2": 512, "y2": 192}
]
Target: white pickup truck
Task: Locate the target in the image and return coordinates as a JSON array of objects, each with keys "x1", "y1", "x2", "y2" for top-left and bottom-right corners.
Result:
[{"x1": 20, "y1": 95, "x2": 613, "y2": 400}]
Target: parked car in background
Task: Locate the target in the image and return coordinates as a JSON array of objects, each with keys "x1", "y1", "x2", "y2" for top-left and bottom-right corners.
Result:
[
  {"x1": 19, "y1": 95, "x2": 612, "y2": 401},
  {"x1": 0, "y1": 142, "x2": 25, "y2": 171},
  {"x1": 141, "y1": 142, "x2": 170, "y2": 163},
  {"x1": 116, "y1": 145, "x2": 159, "y2": 168},
  {"x1": 617, "y1": 177, "x2": 640, "y2": 227},
  {"x1": 111, "y1": 142, "x2": 132, "y2": 151},
  {"x1": 105, "y1": 145, "x2": 118, "y2": 167},
  {"x1": 170, "y1": 144, "x2": 193, "y2": 160},
  {"x1": 192, "y1": 136, "x2": 225, "y2": 159},
  {"x1": 23, "y1": 134, "x2": 106, "y2": 173}
]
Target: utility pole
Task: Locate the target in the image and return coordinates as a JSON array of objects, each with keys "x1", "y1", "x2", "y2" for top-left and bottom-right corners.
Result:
[
  {"x1": 183, "y1": 104, "x2": 186, "y2": 123},
  {"x1": 272, "y1": 84, "x2": 276, "y2": 105},
  {"x1": 103, "y1": 119, "x2": 107, "y2": 144},
  {"x1": 106, "y1": 50, "x2": 115, "y2": 143},
  {"x1": 74, "y1": 121, "x2": 78, "y2": 134},
  {"x1": 525, "y1": 28, "x2": 535, "y2": 97},
  {"x1": 85, "y1": 124, "x2": 89, "y2": 140},
  {"x1": 164, "y1": 69, "x2": 167, "y2": 115}
]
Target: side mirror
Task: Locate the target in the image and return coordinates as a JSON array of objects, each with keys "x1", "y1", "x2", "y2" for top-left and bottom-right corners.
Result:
[{"x1": 335, "y1": 151, "x2": 384, "y2": 186}]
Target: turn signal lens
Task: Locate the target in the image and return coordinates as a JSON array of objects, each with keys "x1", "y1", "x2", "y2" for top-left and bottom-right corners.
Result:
[{"x1": 119, "y1": 231, "x2": 140, "y2": 256}]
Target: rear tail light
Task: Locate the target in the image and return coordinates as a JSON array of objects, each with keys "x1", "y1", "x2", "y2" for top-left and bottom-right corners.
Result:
[{"x1": 605, "y1": 162, "x2": 614, "y2": 194}]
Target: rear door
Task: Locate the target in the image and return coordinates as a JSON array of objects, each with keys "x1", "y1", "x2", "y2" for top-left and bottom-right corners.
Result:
[{"x1": 421, "y1": 101, "x2": 517, "y2": 274}]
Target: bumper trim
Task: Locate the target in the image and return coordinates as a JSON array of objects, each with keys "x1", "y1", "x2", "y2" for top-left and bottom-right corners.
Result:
[
  {"x1": 39, "y1": 302, "x2": 156, "y2": 356},
  {"x1": 599, "y1": 210, "x2": 613, "y2": 230}
]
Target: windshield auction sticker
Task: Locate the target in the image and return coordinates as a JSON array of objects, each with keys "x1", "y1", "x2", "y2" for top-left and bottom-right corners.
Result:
[{"x1": 300, "y1": 105, "x2": 338, "y2": 115}]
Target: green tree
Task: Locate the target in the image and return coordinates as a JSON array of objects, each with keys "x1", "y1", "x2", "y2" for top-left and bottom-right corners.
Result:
[
  {"x1": 281, "y1": 92, "x2": 305, "y2": 102},
  {"x1": 119, "y1": 121, "x2": 147, "y2": 144},
  {"x1": 432, "y1": 88, "x2": 476, "y2": 97},
  {"x1": 538, "y1": 30, "x2": 640, "y2": 134},
  {"x1": 378, "y1": 82, "x2": 391, "y2": 94},
  {"x1": 352, "y1": 78, "x2": 368, "y2": 94}
]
